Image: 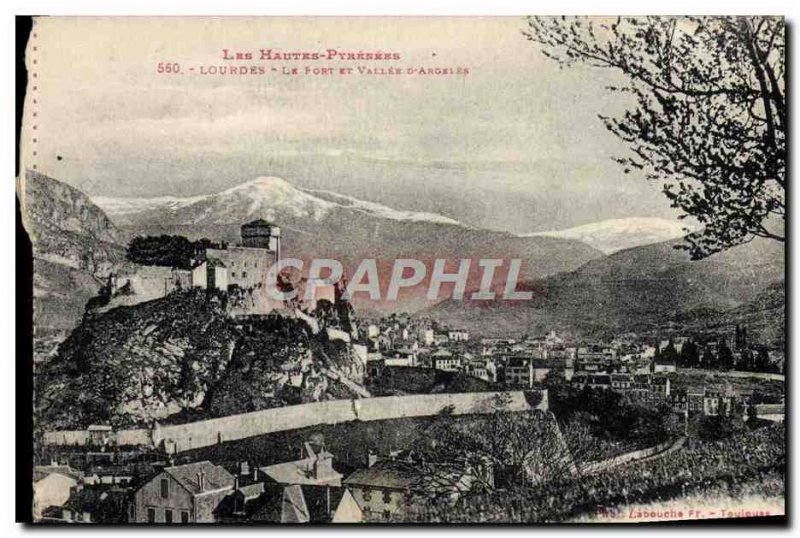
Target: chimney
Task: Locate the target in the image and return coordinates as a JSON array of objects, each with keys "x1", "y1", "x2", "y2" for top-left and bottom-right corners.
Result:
[
  {"x1": 252, "y1": 467, "x2": 259, "y2": 481},
  {"x1": 367, "y1": 451, "x2": 378, "y2": 468},
  {"x1": 234, "y1": 475, "x2": 239, "y2": 490},
  {"x1": 197, "y1": 470, "x2": 206, "y2": 491}
]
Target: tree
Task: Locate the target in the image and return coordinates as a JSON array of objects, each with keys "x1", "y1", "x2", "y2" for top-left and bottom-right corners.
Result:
[
  {"x1": 525, "y1": 17, "x2": 785, "y2": 259},
  {"x1": 717, "y1": 341, "x2": 734, "y2": 371},
  {"x1": 736, "y1": 348, "x2": 754, "y2": 371},
  {"x1": 754, "y1": 347, "x2": 771, "y2": 372},
  {"x1": 126, "y1": 235, "x2": 195, "y2": 269},
  {"x1": 126, "y1": 235, "x2": 226, "y2": 269},
  {"x1": 660, "y1": 341, "x2": 679, "y2": 364},
  {"x1": 414, "y1": 396, "x2": 582, "y2": 493},
  {"x1": 679, "y1": 341, "x2": 700, "y2": 368},
  {"x1": 696, "y1": 414, "x2": 746, "y2": 441}
]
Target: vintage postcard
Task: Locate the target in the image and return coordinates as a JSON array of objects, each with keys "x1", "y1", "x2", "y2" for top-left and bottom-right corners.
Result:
[{"x1": 18, "y1": 16, "x2": 785, "y2": 524}]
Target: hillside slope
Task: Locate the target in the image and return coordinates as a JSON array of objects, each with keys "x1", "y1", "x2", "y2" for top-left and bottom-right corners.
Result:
[
  {"x1": 681, "y1": 280, "x2": 786, "y2": 347},
  {"x1": 19, "y1": 170, "x2": 130, "y2": 338},
  {"x1": 429, "y1": 237, "x2": 784, "y2": 339}
]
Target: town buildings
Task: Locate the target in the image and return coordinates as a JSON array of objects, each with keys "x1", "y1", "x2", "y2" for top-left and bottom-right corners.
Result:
[
  {"x1": 339, "y1": 458, "x2": 474, "y2": 523},
  {"x1": 130, "y1": 461, "x2": 235, "y2": 523},
  {"x1": 33, "y1": 465, "x2": 81, "y2": 520}
]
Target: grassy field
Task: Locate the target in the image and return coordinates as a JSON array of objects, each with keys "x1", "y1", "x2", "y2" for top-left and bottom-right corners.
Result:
[{"x1": 671, "y1": 369, "x2": 784, "y2": 402}]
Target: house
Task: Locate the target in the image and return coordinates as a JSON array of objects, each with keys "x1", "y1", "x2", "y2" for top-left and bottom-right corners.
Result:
[
  {"x1": 504, "y1": 356, "x2": 533, "y2": 388},
  {"x1": 384, "y1": 348, "x2": 416, "y2": 368},
  {"x1": 230, "y1": 482, "x2": 266, "y2": 517},
  {"x1": 248, "y1": 483, "x2": 346, "y2": 523},
  {"x1": 670, "y1": 389, "x2": 689, "y2": 414},
  {"x1": 624, "y1": 374, "x2": 671, "y2": 403},
  {"x1": 366, "y1": 354, "x2": 385, "y2": 378},
  {"x1": 259, "y1": 442, "x2": 343, "y2": 487},
  {"x1": 532, "y1": 358, "x2": 571, "y2": 383},
  {"x1": 703, "y1": 389, "x2": 736, "y2": 416},
  {"x1": 60, "y1": 486, "x2": 128, "y2": 524},
  {"x1": 448, "y1": 330, "x2": 469, "y2": 342},
  {"x1": 339, "y1": 460, "x2": 473, "y2": 523},
  {"x1": 332, "y1": 488, "x2": 364, "y2": 522},
  {"x1": 432, "y1": 350, "x2": 461, "y2": 372},
  {"x1": 649, "y1": 375, "x2": 671, "y2": 399},
  {"x1": 419, "y1": 328, "x2": 435, "y2": 346},
  {"x1": 610, "y1": 373, "x2": 633, "y2": 391},
  {"x1": 571, "y1": 373, "x2": 611, "y2": 390},
  {"x1": 130, "y1": 461, "x2": 235, "y2": 523},
  {"x1": 687, "y1": 392, "x2": 706, "y2": 414},
  {"x1": 653, "y1": 357, "x2": 677, "y2": 373},
  {"x1": 226, "y1": 453, "x2": 345, "y2": 523},
  {"x1": 577, "y1": 344, "x2": 615, "y2": 367},
  {"x1": 433, "y1": 334, "x2": 449, "y2": 346},
  {"x1": 575, "y1": 358, "x2": 604, "y2": 373},
  {"x1": 465, "y1": 358, "x2": 497, "y2": 383},
  {"x1": 33, "y1": 465, "x2": 81, "y2": 520}
]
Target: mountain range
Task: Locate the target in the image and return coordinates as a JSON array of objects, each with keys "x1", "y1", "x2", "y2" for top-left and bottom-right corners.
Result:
[
  {"x1": 22, "y1": 172, "x2": 784, "y2": 344},
  {"x1": 523, "y1": 217, "x2": 700, "y2": 254},
  {"x1": 92, "y1": 176, "x2": 605, "y2": 311},
  {"x1": 429, "y1": 235, "x2": 784, "y2": 341}
]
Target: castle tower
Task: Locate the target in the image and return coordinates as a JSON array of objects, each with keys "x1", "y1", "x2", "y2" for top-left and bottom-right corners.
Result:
[{"x1": 240, "y1": 219, "x2": 281, "y2": 261}]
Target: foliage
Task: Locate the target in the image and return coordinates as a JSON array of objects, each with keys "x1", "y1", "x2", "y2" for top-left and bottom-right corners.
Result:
[
  {"x1": 367, "y1": 366, "x2": 493, "y2": 396},
  {"x1": 548, "y1": 383, "x2": 675, "y2": 448},
  {"x1": 678, "y1": 341, "x2": 700, "y2": 367},
  {"x1": 525, "y1": 16, "x2": 785, "y2": 258},
  {"x1": 126, "y1": 235, "x2": 226, "y2": 269},
  {"x1": 406, "y1": 422, "x2": 784, "y2": 522},
  {"x1": 694, "y1": 413, "x2": 746, "y2": 441},
  {"x1": 413, "y1": 400, "x2": 577, "y2": 493}
]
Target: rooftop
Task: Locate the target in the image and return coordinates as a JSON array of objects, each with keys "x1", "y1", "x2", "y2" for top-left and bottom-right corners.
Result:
[
  {"x1": 259, "y1": 452, "x2": 341, "y2": 486},
  {"x1": 163, "y1": 461, "x2": 235, "y2": 495}
]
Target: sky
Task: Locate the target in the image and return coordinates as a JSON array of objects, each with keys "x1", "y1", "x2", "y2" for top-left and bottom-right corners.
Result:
[{"x1": 23, "y1": 17, "x2": 684, "y2": 234}]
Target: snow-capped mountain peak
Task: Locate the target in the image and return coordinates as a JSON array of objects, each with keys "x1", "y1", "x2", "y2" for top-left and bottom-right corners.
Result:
[
  {"x1": 305, "y1": 188, "x2": 463, "y2": 226},
  {"x1": 92, "y1": 175, "x2": 465, "y2": 227},
  {"x1": 523, "y1": 217, "x2": 699, "y2": 254},
  {"x1": 211, "y1": 176, "x2": 335, "y2": 222}
]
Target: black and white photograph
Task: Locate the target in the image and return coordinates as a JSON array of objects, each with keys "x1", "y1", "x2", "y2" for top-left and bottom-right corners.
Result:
[{"x1": 14, "y1": 13, "x2": 786, "y2": 525}]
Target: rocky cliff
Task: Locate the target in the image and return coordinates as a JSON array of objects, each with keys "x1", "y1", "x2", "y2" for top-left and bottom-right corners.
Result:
[
  {"x1": 36, "y1": 289, "x2": 367, "y2": 429},
  {"x1": 20, "y1": 170, "x2": 129, "y2": 337}
]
